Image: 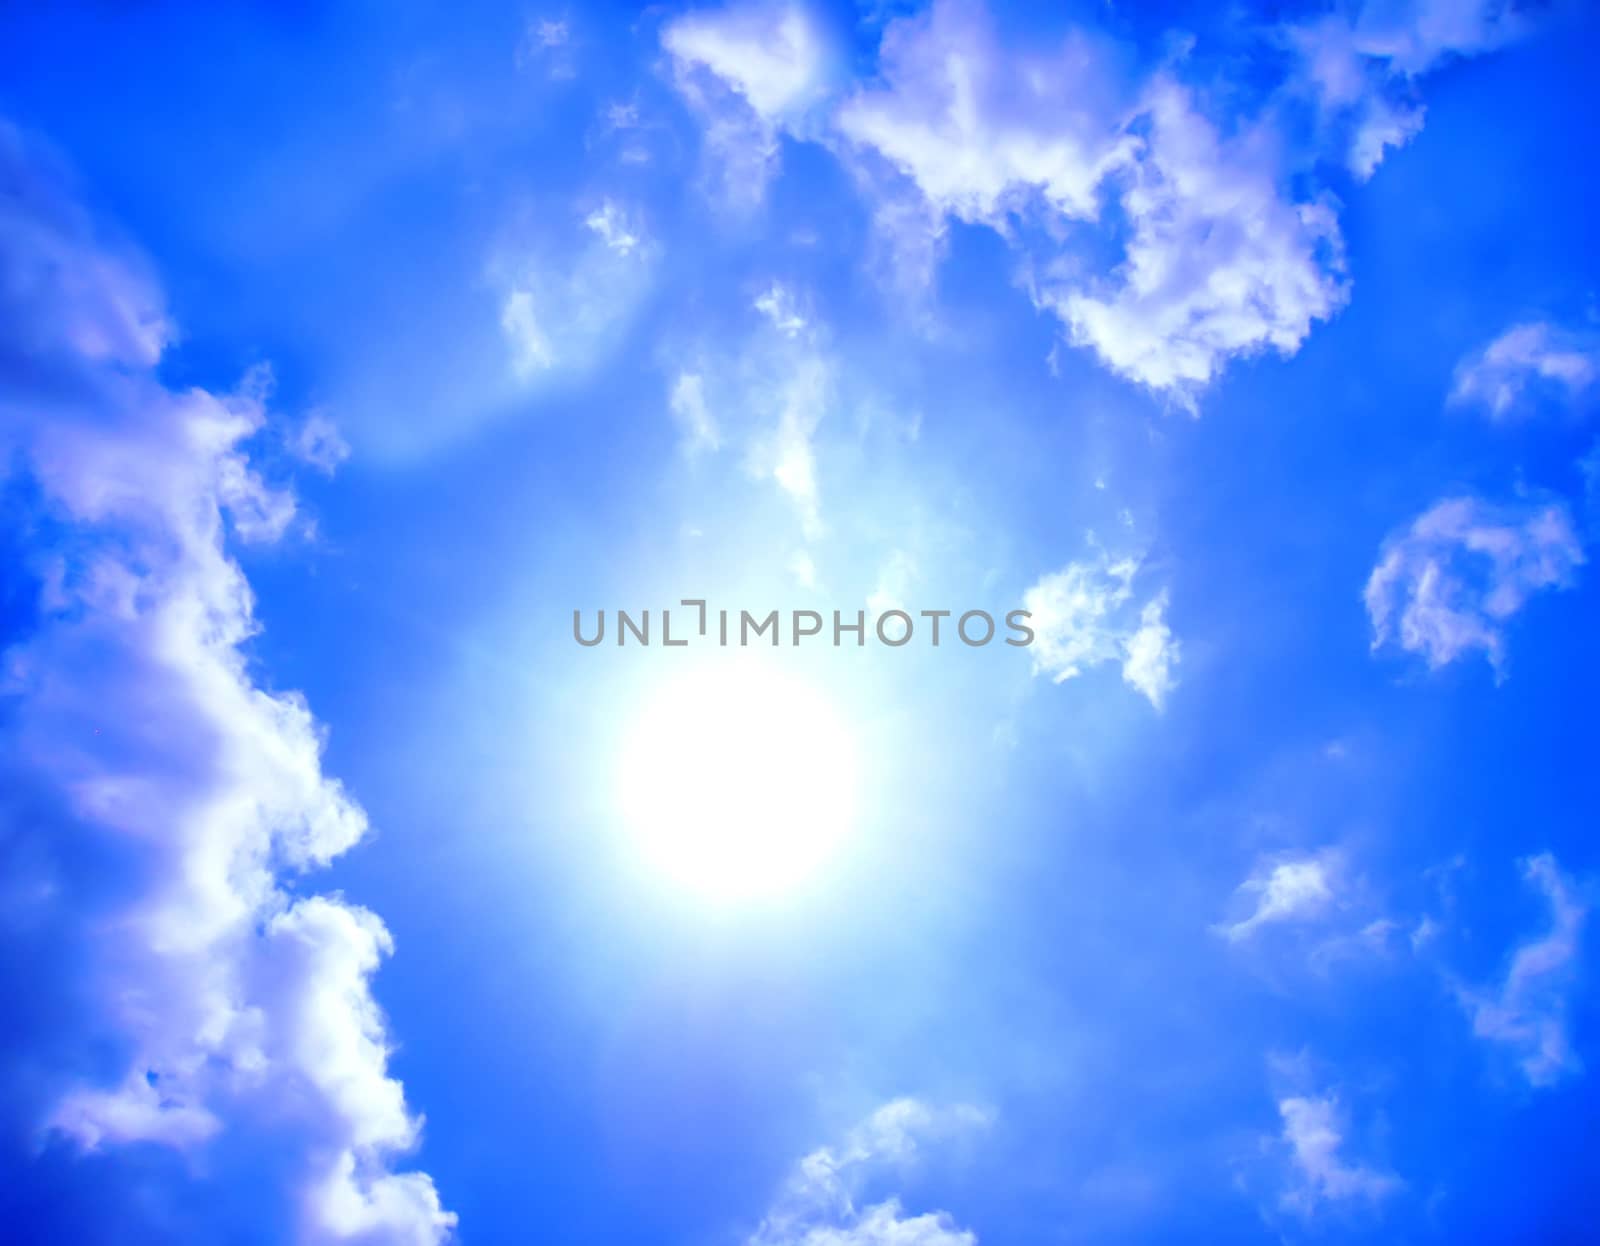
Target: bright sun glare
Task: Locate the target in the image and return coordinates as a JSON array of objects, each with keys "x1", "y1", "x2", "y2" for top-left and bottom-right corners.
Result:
[{"x1": 616, "y1": 658, "x2": 859, "y2": 901}]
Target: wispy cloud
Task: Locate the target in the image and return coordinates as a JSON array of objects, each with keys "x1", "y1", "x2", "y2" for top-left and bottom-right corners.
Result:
[
  {"x1": 1286, "y1": 0, "x2": 1534, "y2": 181},
  {"x1": 1366, "y1": 495, "x2": 1583, "y2": 675},
  {"x1": 491, "y1": 197, "x2": 657, "y2": 382},
  {"x1": 1456, "y1": 853, "x2": 1587, "y2": 1087},
  {"x1": 584, "y1": 200, "x2": 643, "y2": 256},
  {"x1": 663, "y1": 3, "x2": 829, "y2": 121},
  {"x1": 669, "y1": 371, "x2": 721, "y2": 454},
  {"x1": 1022, "y1": 551, "x2": 1178, "y2": 708},
  {"x1": 667, "y1": 281, "x2": 835, "y2": 538},
  {"x1": 1450, "y1": 321, "x2": 1600, "y2": 419},
  {"x1": 288, "y1": 409, "x2": 353, "y2": 475},
  {"x1": 748, "y1": 351, "x2": 829, "y2": 539},
  {"x1": 754, "y1": 280, "x2": 810, "y2": 339},
  {"x1": 515, "y1": 13, "x2": 577, "y2": 81},
  {"x1": 748, "y1": 1099, "x2": 988, "y2": 1246},
  {"x1": 661, "y1": 2, "x2": 833, "y2": 209},
  {"x1": 1276, "y1": 1093, "x2": 1401, "y2": 1214},
  {"x1": 1218, "y1": 853, "x2": 1340, "y2": 943}
]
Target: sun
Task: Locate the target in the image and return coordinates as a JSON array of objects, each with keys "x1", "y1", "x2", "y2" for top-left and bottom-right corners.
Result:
[{"x1": 615, "y1": 657, "x2": 859, "y2": 901}]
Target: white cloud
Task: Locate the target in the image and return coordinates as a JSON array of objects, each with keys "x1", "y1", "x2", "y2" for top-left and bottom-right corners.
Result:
[
  {"x1": 499, "y1": 288, "x2": 556, "y2": 376},
  {"x1": 748, "y1": 352, "x2": 829, "y2": 537},
  {"x1": 1219, "y1": 854, "x2": 1339, "y2": 943},
  {"x1": 742, "y1": 289, "x2": 831, "y2": 534},
  {"x1": 515, "y1": 15, "x2": 577, "y2": 80},
  {"x1": 831, "y1": 3, "x2": 1348, "y2": 404},
  {"x1": 603, "y1": 100, "x2": 639, "y2": 130},
  {"x1": 749, "y1": 1100, "x2": 987, "y2": 1246},
  {"x1": 0, "y1": 122, "x2": 451, "y2": 1243},
  {"x1": 0, "y1": 123, "x2": 170, "y2": 369},
  {"x1": 755, "y1": 281, "x2": 810, "y2": 338},
  {"x1": 665, "y1": 0, "x2": 1547, "y2": 402},
  {"x1": 1457, "y1": 854, "x2": 1586, "y2": 1087},
  {"x1": 1120, "y1": 595, "x2": 1178, "y2": 709},
  {"x1": 834, "y1": 1, "x2": 1134, "y2": 225},
  {"x1": 291, "y1": 411, "x2": 353, "y2": 475},
  {"x1": 662, "y1": 285, "x2": 835, "y2": 536},
  {"x1": 850, "y1": 173, "x2": 952, "y2": 300},
  {"x1": 1349, "y1": 96, "x2": 1427, "y2": 182},
  {"x1": 531, "y1": 18, "x2": 568, "y2": 49},
  {"x1": 1358, "y1": 918, "x2": 1401, "y2": 952},
  {"x1": 1022, "y1": 553, "x2": 1178, "y2": 708},
  {"x1": 1288, "y1": 1, "x2": 1535, "y2": 180},
  {"x1": 661, "y1": 3, "x2": 832, "y2": 207},
  {"x1": 1358, "y1": 0, "x2": 1528, "y2": 75},
  {"x1": 669, "y1": 371, "x2": 721, "y2": 453},
  {"x1": 1411, "y1": 915, "x2": 1442, "y2": 952},
  {"x1": 1276, "y1": 1094, "x2": 1400, "y2": 1213},
  {"x1": 663, "y1": 3, "x2": 829, "y2": 120},
  {"x1": 1365, "y1": 495, "x2": 1583, "y2": 675},
  {"x1": 585, "y1": 198, "x2": 644, "y2": 256},
  {"x1": 1044, "y1": 77, "x2": 1348, "y2": 405},
  {"x1": 1286, "y1": 18, "x2": 1425, "y2": 180},
  {"x1": 492, "y1": 198, "x2": 656, "y2": 381},
  {"x1": 1450, "y1": 322, "x2": 1600, "y2": 420}
]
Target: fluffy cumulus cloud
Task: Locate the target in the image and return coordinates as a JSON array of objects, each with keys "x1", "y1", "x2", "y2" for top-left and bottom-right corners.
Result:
[
  {"x1": 1022, "y1": 553, "x2": 1178, "y2": 708},
  {"x1": 748, "y1": 1099, "x2": 987, "y2": 1246},
  {"x1": 1365, "y1": 495, "x2": 1583, "y2": 674},
  {"x1": 834, "y1": 1, "x2": 1134, "y2": 226},
  {"x1": 1449, "y1": 321, "x2": 1600, "y2": 419},
  {"x1": 1456, "y1": 854, "x2": 1587, "y2": 1087},
  {"x1": 1045, "y1": 76, "x2": 1348, "y2": 403},
  {"x1": 833, "y1": 2, "x2": 1348, "y2": 404},
  {"x1": 1218, "y1": 853, "x2": 1340, "y2": 943},
  {"x1": 1276, "y1": 1093, "x2": 1400, "y2": 1214},
  {"x1": 662, "y1": 0, "x2": 1552, "y2": 405},
  {"x1": 0, "y1": 123, "x2": 451, "y2": 1242}
]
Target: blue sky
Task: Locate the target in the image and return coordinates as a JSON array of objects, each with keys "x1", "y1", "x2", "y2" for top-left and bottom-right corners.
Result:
[{"x1": 2, "y1": 1, "x2": 1599, "y2": 1242}]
